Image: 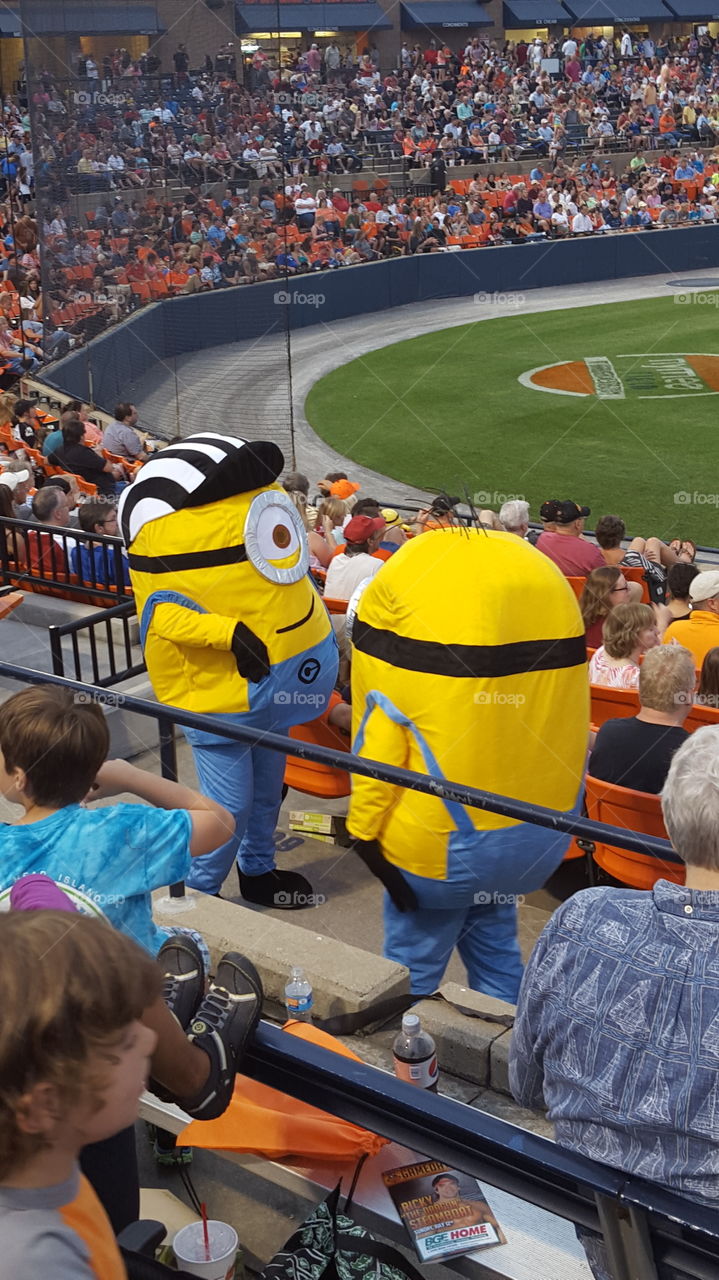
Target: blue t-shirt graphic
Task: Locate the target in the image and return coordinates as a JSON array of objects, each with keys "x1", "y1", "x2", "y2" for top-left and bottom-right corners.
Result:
[{"x1": 0, "y1": 803, "x2": 192, "y2": 954}]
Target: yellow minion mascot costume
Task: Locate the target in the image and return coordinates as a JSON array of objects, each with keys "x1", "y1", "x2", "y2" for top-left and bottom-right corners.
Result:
[
  {"x1": 119, "y1": 433, "x2": 338, "y2": 906},
  {"x1": 347, "y1": 527, "x2": 588, "y2": 1000}
]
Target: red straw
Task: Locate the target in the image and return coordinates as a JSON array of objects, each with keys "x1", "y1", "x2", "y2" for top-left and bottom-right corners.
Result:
[{"x1": 201, "y1": 1203, "x2": 210, "y2": 1261}]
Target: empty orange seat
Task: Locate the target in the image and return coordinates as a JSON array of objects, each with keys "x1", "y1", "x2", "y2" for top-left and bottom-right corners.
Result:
[
  {"x1": 584, "y1": 773, "x2": 683, "y2": 890},
  {"x1": 285, "y1": 693, "x2": 351, "y2": 799},
  {"x1": 590, "y1": 683, "x2": 639, "y2": 730}
]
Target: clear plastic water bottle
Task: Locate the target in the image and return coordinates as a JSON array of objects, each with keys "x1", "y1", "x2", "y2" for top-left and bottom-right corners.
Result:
[
  {"x1": 393, "y1": 1012, "x2": 439, "y2": 1091},
  {"x1": 284, "y1": 966, "x2": 313, "y2": 1022}
]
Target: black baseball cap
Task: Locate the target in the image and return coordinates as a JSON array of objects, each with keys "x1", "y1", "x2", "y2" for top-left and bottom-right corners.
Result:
[
  {"x1": 555, "y1": 500, "x2": 591, "y2": 525},
  {"x1": 539, "y1": 498, "x2": 561, "y2": 522}
]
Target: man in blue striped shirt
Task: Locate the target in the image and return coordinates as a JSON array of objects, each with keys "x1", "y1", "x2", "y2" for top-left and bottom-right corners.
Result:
[{"x1": 510, "y1": 726, "x2": 719, "y2": 1277}]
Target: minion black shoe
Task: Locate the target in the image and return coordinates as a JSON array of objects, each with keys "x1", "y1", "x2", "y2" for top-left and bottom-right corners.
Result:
[
  {"x1": 239, "y1": 868, "x2": 315, "y2": 909},
  {"x1": 182, "y1": 952, "x2": 262, "y2": 1121}
]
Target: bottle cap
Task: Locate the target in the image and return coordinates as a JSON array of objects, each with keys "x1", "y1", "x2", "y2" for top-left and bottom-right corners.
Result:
[
  {"x1": 402, "y1": 1012, "x2": 420, "y2": 1033},
  {"x1": 291, "y1": 966, "x2": 303, "y2": 980}
]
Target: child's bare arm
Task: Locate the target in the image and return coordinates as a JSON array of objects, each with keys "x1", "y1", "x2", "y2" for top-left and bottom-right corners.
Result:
[{"x1": 87, "y1": 760, "x2": 233, "y2": 857}]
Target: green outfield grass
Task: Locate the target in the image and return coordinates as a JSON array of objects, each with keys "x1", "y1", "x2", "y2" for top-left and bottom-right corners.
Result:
[{"x1": 304, "y1": 295, "x2": 719, "y2": 545}]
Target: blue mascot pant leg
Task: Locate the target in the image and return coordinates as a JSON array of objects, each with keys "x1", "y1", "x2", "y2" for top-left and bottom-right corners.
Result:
[
  {"x1": 455, "y1": 899, "x2": 523, "y2": 1002},
  {"x1": 383, "y1": 882, "x2": 523, "y2": 1002},
  {"x1": 384, "y1": 897, "x2": 470, "y2": 995},
  {"x1": 237, "y1": 744, "x2": 288, "y2": 877},
  {"x1": 184, "y1": 735, "x2": 256, "y2": 894}
]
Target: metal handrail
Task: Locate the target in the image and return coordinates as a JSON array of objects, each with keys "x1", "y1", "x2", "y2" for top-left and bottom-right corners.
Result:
[
  {"x1": 0, "y1": 661, "x2": 681, "y2": 863},
  {"x1": 48, "y1": 598, "x2": 143, "y2": 688},
  {"x1": 0, "y1": 514, "x2": 133, "y2": 603}
]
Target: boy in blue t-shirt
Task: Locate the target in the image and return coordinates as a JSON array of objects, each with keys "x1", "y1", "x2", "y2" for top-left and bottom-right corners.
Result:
[
  {"x1": 0, "y1": 683, "x2": 263, "y2": 1125},
  {"x1": 0, "y1": 683, "x2": 232, "y2": 954}
]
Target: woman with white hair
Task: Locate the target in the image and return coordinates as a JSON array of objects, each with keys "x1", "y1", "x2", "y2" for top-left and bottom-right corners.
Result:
[{"x1": 499, "y1": 499, "x2": 529, "y2": 537}]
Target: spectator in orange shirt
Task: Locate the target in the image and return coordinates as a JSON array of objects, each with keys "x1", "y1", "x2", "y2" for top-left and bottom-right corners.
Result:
[{"x1": 659, "y1": 110, "x2": 682, "y2": 144}]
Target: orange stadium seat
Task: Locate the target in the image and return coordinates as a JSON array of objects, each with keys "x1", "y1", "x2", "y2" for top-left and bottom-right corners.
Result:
[
  {"x1": 621, "y1": 565, "x2": 650, "y2": 603},
  {"x1": 285, "y1": 694, "x2": 351, "y2": 799},
  {"x1": 590, "y1": 683, "x2": 639, "y2": 730},
  {"x1": 567, "y1": 576, "x2": 586, "y2": 600},
  {"x1": 323, "y1": 597, "x2": 348, "y2": 615},
  {"x1": 684, "y1": 700, "x2": 719, "y2": 732},
  {"x1": 584, "y1": 773, "x2": 683, "y2": 890}
]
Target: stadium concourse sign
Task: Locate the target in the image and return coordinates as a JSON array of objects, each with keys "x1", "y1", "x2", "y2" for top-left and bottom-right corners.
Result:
[{"x1": 518, "y1": 354, "x2": 719, "y2": 400}]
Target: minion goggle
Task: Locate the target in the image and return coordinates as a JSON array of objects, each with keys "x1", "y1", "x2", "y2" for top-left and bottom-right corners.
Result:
[{"x1": 128, "y1": 491, "x2": 309, "y2": 585}]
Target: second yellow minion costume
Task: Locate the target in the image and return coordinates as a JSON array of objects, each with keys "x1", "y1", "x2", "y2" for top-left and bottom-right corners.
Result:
[
  {"x1": 119, "y1": 433, "x2": 338, "y2": 906},
  {"x1": 347, "y1": 527, "x2": 588, "y2": 999}
]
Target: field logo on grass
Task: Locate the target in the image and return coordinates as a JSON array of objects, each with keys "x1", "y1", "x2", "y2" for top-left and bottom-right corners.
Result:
[{"x1": 518, "y1": 354, "x2": 719, "y2": 400}]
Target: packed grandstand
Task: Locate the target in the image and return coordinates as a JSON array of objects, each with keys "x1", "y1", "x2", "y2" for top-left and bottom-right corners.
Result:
[{"x1": 0, "y1": 29, "x2": 715, "y2": 355}]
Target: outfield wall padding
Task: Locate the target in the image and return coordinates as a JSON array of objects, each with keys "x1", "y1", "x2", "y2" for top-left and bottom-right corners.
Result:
[{"x1": 46, "y1": 225, "x2": 719, "y2": 412}]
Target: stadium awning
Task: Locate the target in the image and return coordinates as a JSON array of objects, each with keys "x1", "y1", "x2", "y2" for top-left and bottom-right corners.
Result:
[
  {"x1": 400, "y1": 2, "x2": 493, "y2": 27},
  {"x1": 236, "y1": 3, "x2": 391, "y2": 30},
  {"x1": 503, "y1": 0, "x2": 571, "y2": 23},
  {"x1": 664, "y1": 0, "x2": 719, "y2": 17},
  {"x1": 563, "y1": 0, "x2": 672, "y2": 18},
  {"x1": 19, "y1": 3, "x2": 163, "y2": 35}
]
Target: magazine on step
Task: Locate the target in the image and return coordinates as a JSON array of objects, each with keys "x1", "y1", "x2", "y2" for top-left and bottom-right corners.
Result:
[{"x1": 382, "y1": 1159, "x2": 506, "y2": 1263}]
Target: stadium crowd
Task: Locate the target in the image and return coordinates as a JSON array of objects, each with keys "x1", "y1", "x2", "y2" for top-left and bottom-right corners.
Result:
[{"x1": 0, "y1": 28, "x2": 718, "y2": 352}]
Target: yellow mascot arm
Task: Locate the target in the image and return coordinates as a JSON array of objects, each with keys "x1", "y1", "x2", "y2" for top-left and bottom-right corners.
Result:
[
  {"x1": 152, "y1": 602, "x2": 237, "y2": 651},
  {"x1": 347, "y1": 710, "x2": 409, "y2": 842}
]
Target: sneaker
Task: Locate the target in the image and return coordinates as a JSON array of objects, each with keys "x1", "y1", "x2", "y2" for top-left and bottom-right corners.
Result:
[
  {"x1": 157, "y1": 933, "x2": 206, "y2": 1030},
  {"x1": 183, "y1": 953, "x2": 262, "y2": 1121},
  {"x1": 148, "y1": 1124, "x2": 193, "y2": 1168}
]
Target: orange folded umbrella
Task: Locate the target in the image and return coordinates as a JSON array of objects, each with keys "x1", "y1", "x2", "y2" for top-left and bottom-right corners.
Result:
[{"x1": 180, "y1": 1021, "x2": 389, "y2": 1163}]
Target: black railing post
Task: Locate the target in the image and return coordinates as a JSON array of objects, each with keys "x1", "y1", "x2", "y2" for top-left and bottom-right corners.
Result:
[
  {"x1": 48, "y1": 624, "x2": 64, "y2": 677},
  {"x1": 159, "y1": 714, "x2": 184, "y2": 899}
]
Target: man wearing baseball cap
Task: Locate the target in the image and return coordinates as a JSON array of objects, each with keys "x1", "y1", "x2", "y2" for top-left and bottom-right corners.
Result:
[
  {"x1": 324, "y1": 513, "x2": 386, "y2": 602},
  {"x1": 0, "y1": 464, "x2": 32, "y2": 520},
  {"x1": 536, "y1": 499, "x2": 604, "y2": 578},
  {"x1": 663, "y1": 570, "x2": 719, "y2": 666}
]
